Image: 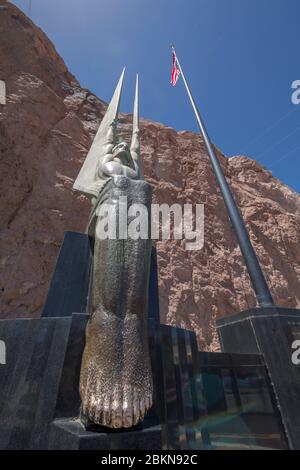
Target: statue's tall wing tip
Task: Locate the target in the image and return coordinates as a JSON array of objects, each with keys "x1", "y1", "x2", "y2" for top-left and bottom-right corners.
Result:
[
  {"x1": 73, "y1": 68, "x2": 126, "y2": 195},
  {"x1": 135, "y1": 74, "x2": 139, "y2": 96},
  {"x1": 132, "y1": 74, "x2": 139, "y2": 135},
  {"x1": 131, "y1": 71, "x2": 143, "y2": 176}
]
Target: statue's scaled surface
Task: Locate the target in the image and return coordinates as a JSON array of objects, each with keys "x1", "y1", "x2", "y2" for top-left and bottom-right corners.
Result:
[{"x1": 73, "y1": 70, "x2": 153, "y2": 428}]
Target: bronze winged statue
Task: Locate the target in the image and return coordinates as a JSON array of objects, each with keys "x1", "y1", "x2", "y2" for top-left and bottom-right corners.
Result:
[{"x1": 73, "y1": 70, "x2": 153, "y2": 428}]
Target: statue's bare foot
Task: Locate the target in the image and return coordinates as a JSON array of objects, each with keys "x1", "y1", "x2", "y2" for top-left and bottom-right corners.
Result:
[{"x1": 79, "y1": 309, "x2": 153, "y2": 428}]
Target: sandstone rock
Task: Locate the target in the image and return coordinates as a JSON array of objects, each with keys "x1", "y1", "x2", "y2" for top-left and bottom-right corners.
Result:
[{"x1": 1, "y1": 2, "x2": 299, "y2": 351}]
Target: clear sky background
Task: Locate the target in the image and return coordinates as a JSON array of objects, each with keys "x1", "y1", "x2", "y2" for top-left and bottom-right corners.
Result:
[{"x1": 12, "y1": 0, "x2": 300, "y2": 194}]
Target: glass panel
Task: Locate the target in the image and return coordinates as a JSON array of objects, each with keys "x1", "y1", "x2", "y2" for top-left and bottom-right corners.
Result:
[
  {"x1": 198, "y1": 364, "x2": 287, "y2": 450},
  {"x1": 234, "y1": 367, "x2": 274, "y2": 414},
  {"x1": 222, "y1": 368, "x2": 241, "y2": 412}
]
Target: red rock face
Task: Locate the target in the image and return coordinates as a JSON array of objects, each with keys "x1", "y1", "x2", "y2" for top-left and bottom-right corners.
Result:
[{"x1": 1, "y1": 2, "x2": 300, "y2": 351}]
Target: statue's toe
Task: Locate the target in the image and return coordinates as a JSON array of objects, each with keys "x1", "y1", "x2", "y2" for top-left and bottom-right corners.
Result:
[{"x1": 81, "y1": 384, "x2": 153, "y2": 429}]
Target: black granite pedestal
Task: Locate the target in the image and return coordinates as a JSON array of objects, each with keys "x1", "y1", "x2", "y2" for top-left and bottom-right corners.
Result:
[
  {"x1": 0, "y1": 312, "x2": 289, "y2": 450},
  {"x1": 217, "y1": 307, "x2": 300, "y2": 449},
  {"x1": 48, "y1": 419, "x2": 162, "y2": 450},
  {"x1": 0, "y1": 316, "x2": 63, "y2": 449},
  {"x1": 0, "y1": 232, "x2": 290, "y2": 449}
]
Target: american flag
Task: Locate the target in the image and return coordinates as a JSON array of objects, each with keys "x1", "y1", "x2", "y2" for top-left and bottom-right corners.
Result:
[{"x1": 170, "y1": 51, "x2": 180, "y2": 86}]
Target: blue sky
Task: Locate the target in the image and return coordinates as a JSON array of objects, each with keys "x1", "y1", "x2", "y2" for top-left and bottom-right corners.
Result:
[{"x1": 12, "y1": 0, "x2": 300, "y2": 193}]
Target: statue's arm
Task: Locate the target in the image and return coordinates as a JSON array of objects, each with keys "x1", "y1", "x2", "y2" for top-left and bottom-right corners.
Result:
[
  {"x1": 101, "y1": 121, "x2": 116, "y2": 156},
  {"x1": 98, "y1": 119, "x2": 139, "y2": 179},
  {"x1": 97, "y1": 120, "x2": 118, "y2": 177},
  {"x1": 131, "y1": 129, "x2": 142, "y2": 178},
  {"x1": 102, "y1": 160, "x2": 139, "y2": 179}
]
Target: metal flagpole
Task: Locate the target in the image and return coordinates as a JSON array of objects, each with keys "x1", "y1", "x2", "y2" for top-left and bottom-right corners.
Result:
[{"x1": 171, "y1": 45, "x2": 275, "y2": 308}]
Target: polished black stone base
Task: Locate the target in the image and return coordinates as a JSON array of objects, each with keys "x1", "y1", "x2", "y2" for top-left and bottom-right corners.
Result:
[
  {"x1": 217, "y1": 307, "x2": 300, "y2": 449},
  {"x1": 0, "y1": 312, "x2": 288, "y2": 449},
  {"x1": 0, "y1": 232, "x2": 290, "y2": 449},
  {"x1": 48, "y1": 419, "x2": 162, "y2": 450},
  {"x1": 0, "y1": 314, "x2": 88, "y2": 449}
]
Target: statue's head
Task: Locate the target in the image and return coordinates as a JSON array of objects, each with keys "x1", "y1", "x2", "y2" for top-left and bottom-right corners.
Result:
[{"x1": 112, "y1": 142, "x2": 135, "y2": 169}]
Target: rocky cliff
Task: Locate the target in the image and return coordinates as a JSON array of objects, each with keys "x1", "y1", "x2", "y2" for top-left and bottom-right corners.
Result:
[{"x1": 1, "y1": 1, "x2": 300, "y2": 351}]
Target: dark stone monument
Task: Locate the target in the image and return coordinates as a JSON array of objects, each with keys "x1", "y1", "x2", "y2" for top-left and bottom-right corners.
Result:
[{"x1": 0, "y1": 232, "x2": 289, "y2": 449}]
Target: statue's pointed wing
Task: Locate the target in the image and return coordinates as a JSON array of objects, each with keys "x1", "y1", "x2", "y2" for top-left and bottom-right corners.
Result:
[
  {"x1": 130, "y1": 74, "x2": 143, "y2": 179},
  {"x1": 73, "y1": 68, "x2": 125, "y2": 197}
]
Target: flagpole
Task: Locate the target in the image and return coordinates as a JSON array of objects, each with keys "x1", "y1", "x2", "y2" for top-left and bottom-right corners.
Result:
[{"x1": 171, "y1": 45, "x2": 275, "y2": 308}]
